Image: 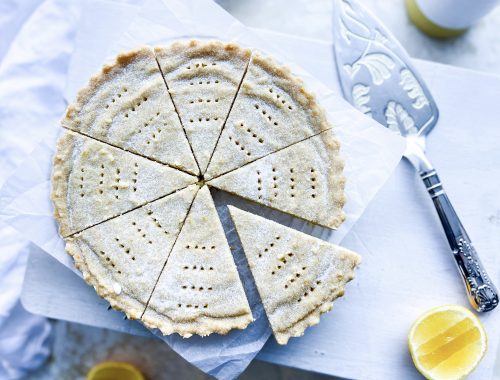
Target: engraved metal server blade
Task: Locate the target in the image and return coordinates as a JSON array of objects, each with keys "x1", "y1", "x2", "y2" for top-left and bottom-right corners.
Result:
[{"x1": 332, "y1": 0, "x2": 498, "y2": 312}]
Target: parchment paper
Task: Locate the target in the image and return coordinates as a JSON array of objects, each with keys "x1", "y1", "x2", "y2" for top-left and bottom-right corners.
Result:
[{"x1": 0, "y1": 0, "x2": 405, "y2": 378}]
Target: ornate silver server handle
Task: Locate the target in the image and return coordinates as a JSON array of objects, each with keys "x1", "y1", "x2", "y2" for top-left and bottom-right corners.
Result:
[{"x1": 420, "y1": 169, "x2": 499, "y2": 312}]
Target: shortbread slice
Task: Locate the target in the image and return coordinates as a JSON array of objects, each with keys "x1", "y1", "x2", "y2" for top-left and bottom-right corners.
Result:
[
  {"x1": 62, "y1": 46, "x2": 199, "y2": 175},
  {"x1": 142, "y1": 186, "x2": 253, "y2": 337},
  {"x1": 228, "y1": 206, "x2": 360, "y2": 344},
  {"x1": 155, "y1": 40, "x2": 251, "y2": 172},
  {"x1": 66, "y1": 185, "x2": 199, "y2": 320},
  {"x1": 52, "y1": 131, "x2": 197, "y2": 236},
  {"x1": 208, "y1": 130, "x2": 345, "y2": 229},
  {"x1": 205, "y1": 52, "x2": 331, "y2": 179}
]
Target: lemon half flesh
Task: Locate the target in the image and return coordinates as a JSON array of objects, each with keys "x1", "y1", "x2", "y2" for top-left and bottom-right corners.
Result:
[
  {"x1": 86, "y1": 362, "x2": 145, "y2": 380},
  {"x1": 408, "y1": 305, "x2": 487, "y2": 380}
]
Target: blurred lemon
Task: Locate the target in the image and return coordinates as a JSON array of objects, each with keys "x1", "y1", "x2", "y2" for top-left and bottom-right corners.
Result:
[
  {"x1": 86, "y1": 361, "x2": 145, "y2": 380},
  {"x1": 408, "y1": 305, "x2": 487, "y2": 380}
]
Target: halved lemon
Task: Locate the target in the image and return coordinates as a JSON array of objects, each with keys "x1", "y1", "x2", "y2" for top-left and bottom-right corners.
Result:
[
  {"x1": 408, "y1": 305, "x2": 487, "y2": 380},
  {"x1": 86, "y1": 361, "x2": 145, "y2": 380}
]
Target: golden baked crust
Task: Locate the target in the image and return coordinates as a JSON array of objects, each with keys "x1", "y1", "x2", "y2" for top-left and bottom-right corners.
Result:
[
  {"x1": 205, "y1": 51, "x2": 331, "y2": 179},
  {"x1": 52, "y1": 130, "x2": 78, "y2": 237},
  {"x1": 154, "y1": 40, "x2": 251, "y2": 75},
  {"x1": 66, "y1": 238, "x2": 146, "y2": 320},
  {"x1": 209, "y1": 130, "x2": 346, "y2": 229},
  {"x1": 229, "y1": 206, "x2": 360, "y2": 344}
]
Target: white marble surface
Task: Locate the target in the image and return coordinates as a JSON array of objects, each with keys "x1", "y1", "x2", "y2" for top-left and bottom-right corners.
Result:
[{"x1": 216, "y1": 0, "x2": 500, "y2": 75}]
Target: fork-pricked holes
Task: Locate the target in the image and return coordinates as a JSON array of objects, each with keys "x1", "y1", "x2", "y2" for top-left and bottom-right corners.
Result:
[
  {"x1": 268, "y1": 87, "x2": 293, "y2": 111},
  {"x1": 124, "y1": 92, "x2": 149, "y2": 119},
  {"x1": 177, "y1": 303, "x2": 209, "y2": 309},
  {"x1": 79, "y1": 168, "x2": 85, "y2": 197},
  {"x1": 271, "y1": 167, "x2": 278, "y2": 197},
  {"x1": 184, "y1": 245, "x2": 216, "y2": 251},
  {"x1": 253, "y1": 166, "x2": 319, "y2": 201},
  {"x1": 240, "y1": 122, "x2": 265, "y2": 145},
  {"x1": 189, "y1": 116, "x2": 220, "y2": 123},
  {"x1": 255, "y1": 167, "x2": 279, "y2": 200},
  {"x1": 189, "y1": 98, "x2": 220, "y2": 104},
  {"x1": 228, "y1": 135, "x2": 251, "y2": 157},
  {"x1": 113, "y1": 167, "x2": 121, "y2": 199},
  {"x1": 271, "y1": 254, "x2": 295, "y2": 277},
  {"x1": 132, "y1": 162, "x2": 139, "y2": 192},
  {"x1": 272, "y1": 249, "x2": 295, "y2": 282},
  {"x1": 256, "y1": 170, "x2": 263, "y2": 200},
  {"x1": 98, "y1": 250, "x2": 121, "y2": 274},
  {"x1": 105, "y1": 87, "x2": 128, "y2": 109},
  {"x1": 278, "y1": 265, "x2": 307, "y2": 285},
  {"x1": 181, "y1": 284, "x2": 214, "y2": 292},
  {"x1": 114, "y1": 237, "x2": 134, "y2": 261},
  {"x1": 97, "y1": 164, "x2": 105, "y2": 194},
  {"x1": 138, "y1": 112, "x2": 161, "y2": 146},
  {"x1": 131, "y1": 221, "x2": 152, "y2": 244},
  {"x1": 289, "y1": 168, "x2": 296, "y2": 198},
  {"x1": 186, "y1": 62, "x2": 217, "y2": 70},
  {"x1": 310, "y1": 168, "x2": 317, "y2": 198},
  {"x1": 146, "y1": 209, "x2": 169, "y2": 235},
  {"x1": 254, "y1": 103, "x2": 279, "y2": 126},
  {"x1": 182, "y1": 264, "x2": 215, "y2": 271},
  {"x1": 297, "y1": 280, "x2": 322, "y2": 302},
  {"x1": 258, "y1": 235, "x2": 281, "y2": 258},
  {"x1": 189, "y1": 79, "x2": 220, "y2": 86}
]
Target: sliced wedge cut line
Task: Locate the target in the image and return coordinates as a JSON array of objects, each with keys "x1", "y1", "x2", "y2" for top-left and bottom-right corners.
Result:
[
  {"x1": 52, "y1": 131, "x2": 198, "y2": 237},
  {"x1": 142, "y1": 186, "x2": 253, "y2": 337},
  {"x1": 206, "y1": 126, "x2": 333, "y2": 181},
  {"x1": 208, "y1": 129, "x2": 345, "y2": 229},
  {"x1": 61, "y1": 128, "x2": 197, "y2": 177},
  {"x1": 152, "y1": 50, "x2": 202, "y2": 175},
  {"x1": 140, "y1": 185, "x2": 201, "y2": 318},
  {"x1": 205, "y1": 52, "x2": 332, "y2": 180},
  {"x1": 64, "y1": 184, "x2": 196, "y2": 239},
  {"x1": 228, "y1": 206, "x2": 360, "y2": 344},
  {"x1": 62, "y1": 46, "x2": 199, "y2": 176},
  {"x1": 154, "y1": 40, "x2": 252, "y2": 174},
  {"x1": 66, "y1": 184, "x2": 199, "y2": 320},
  {"x1": 202, "y1": 51, "x2": 251, "y2": 175}
]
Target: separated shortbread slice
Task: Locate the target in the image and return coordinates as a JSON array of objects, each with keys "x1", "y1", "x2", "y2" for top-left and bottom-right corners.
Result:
[
  {"x1": 142, "y1": 186, "x2": 253, "y2": 337},
  {"x1": 208, "y1": 130, "x2": 345, "y2": 229},
  {"x1": 66, "y1": 185, "x2": 199, "y2": 320},
  {"x1": 62, "y1": 46, "x2": 199, "y2": 175},
  {"x1": 229, "y1": 206, "x2": 360, "y2": 344},
  {"x1": 52, "y1": 131, "x2": 197, "y2": 236},
  {"x1": 155, "y1": 40, "x2": 251, "y2": 172}
]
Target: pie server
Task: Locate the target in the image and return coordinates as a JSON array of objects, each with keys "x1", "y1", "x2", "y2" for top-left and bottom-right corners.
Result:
[{"x1": 332, "y1": 0, "x2": 498, "y2": 312}]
